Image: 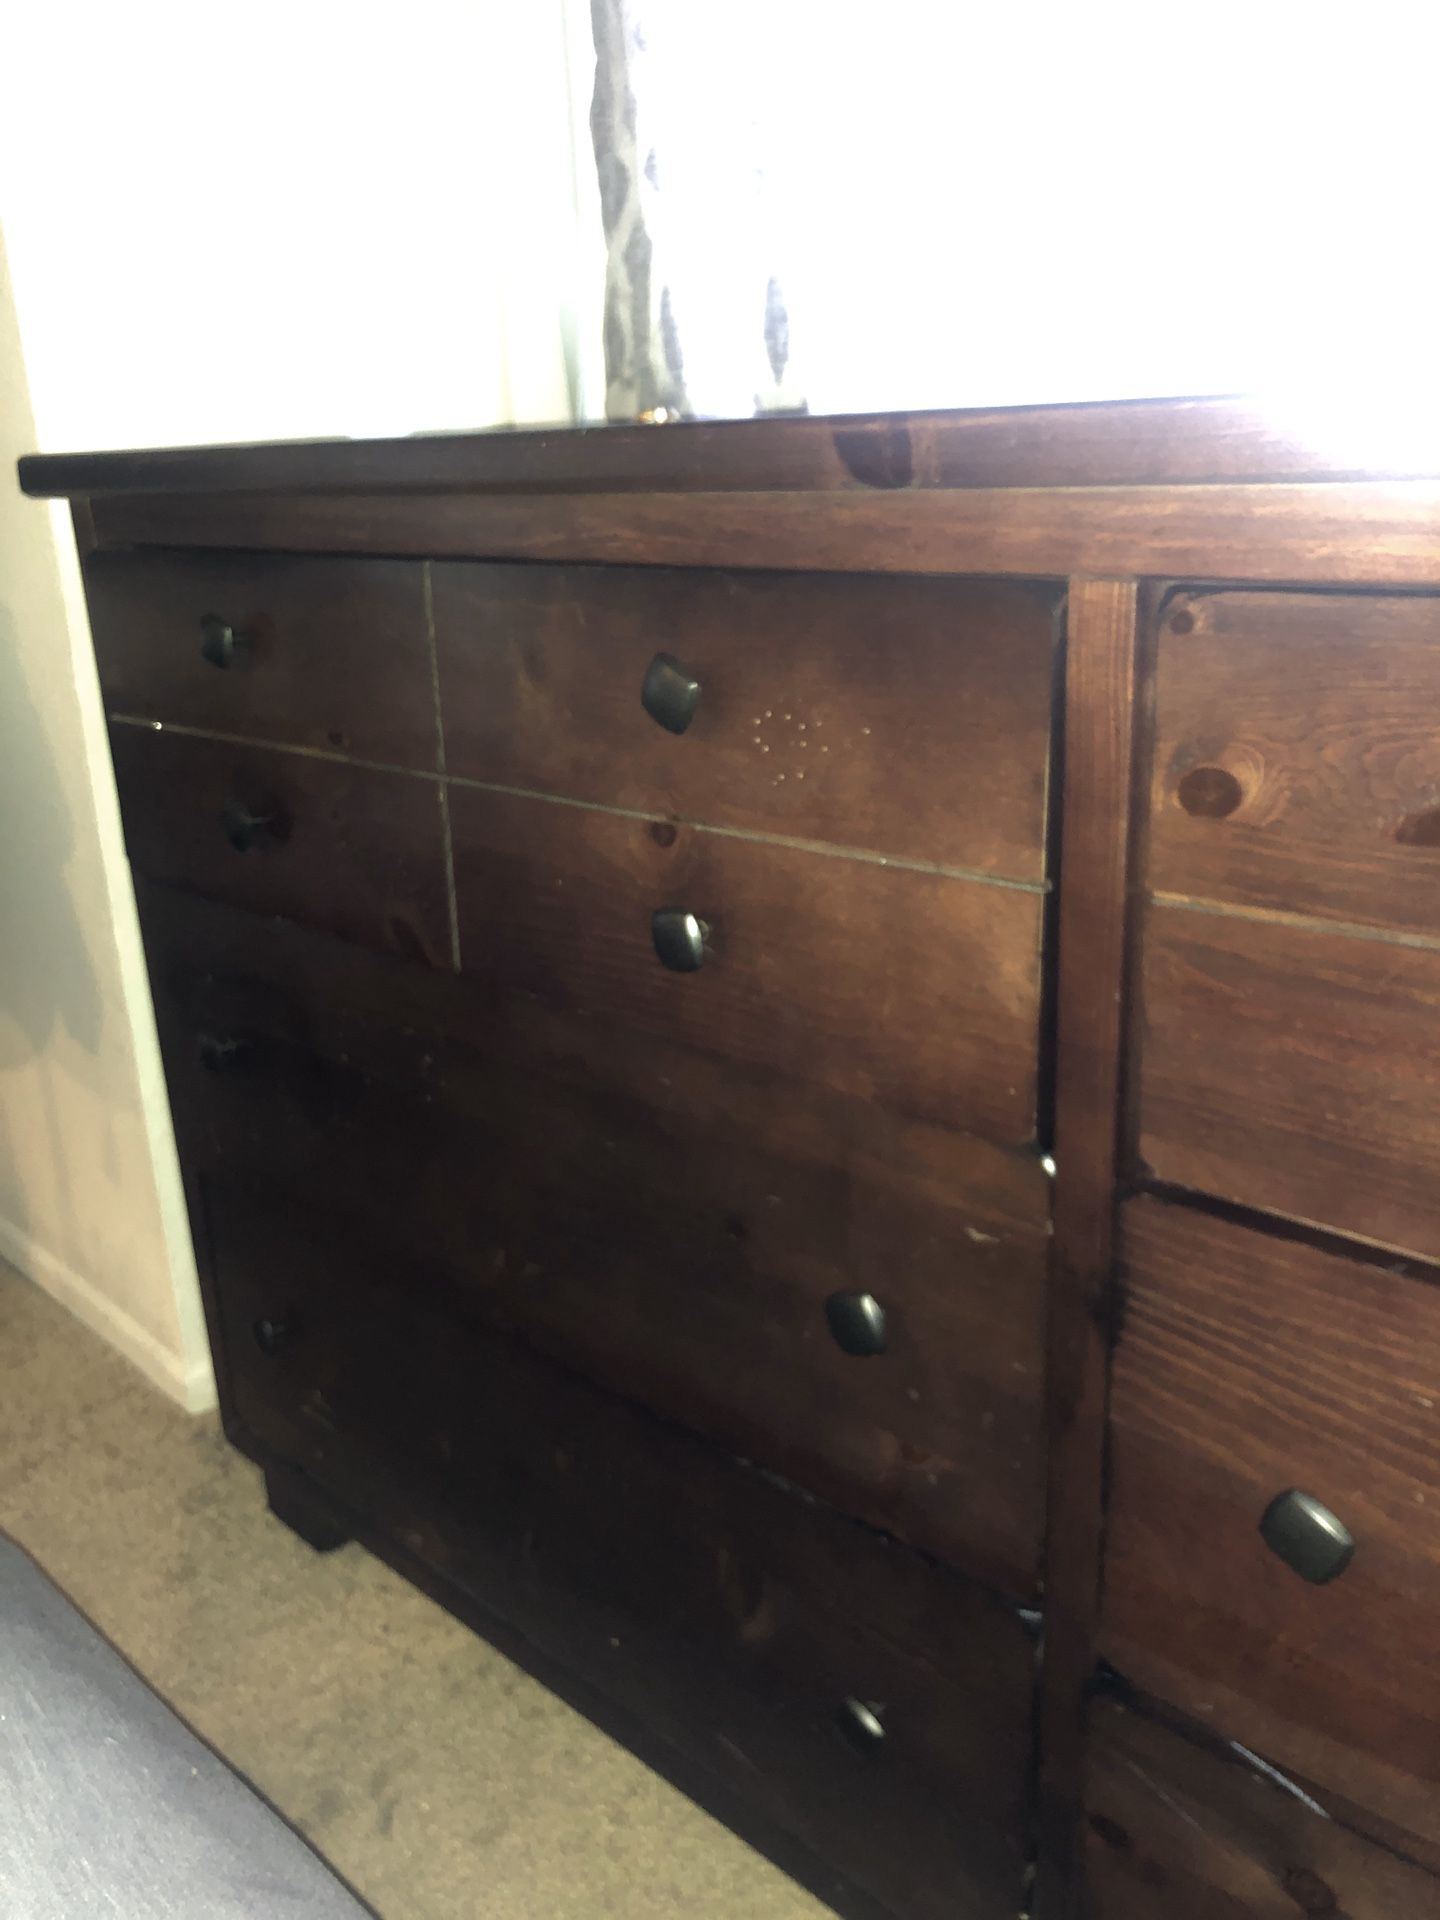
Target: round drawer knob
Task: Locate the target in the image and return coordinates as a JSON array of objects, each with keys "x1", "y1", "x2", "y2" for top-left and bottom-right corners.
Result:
[
  {"x1": 641, "y1": 652, "x2": 702, "y2": 734},
  {"x1": 1259, "y1": 1489, "x2": 1354, "y2": 1584},
  {"x1": 652, "y1": 908, "x2": 709, "y2": 973},
  {"x1": 835, "y1": 1697, "x2": 886, "y2": 1755},
  {"x1": 252, "y1": 1315, "x2": 293, "y2": 1356},
  {"x1": 196, "y1": 1032, "x2": 250, "y2": 1075},
  {"x1": 199, "y1": 614, "x2": 250, "y2": 670},
  {"x1": 825, "y1": 1290, "x2": 887, "y2": 1357},
  {"x1": 221, "y1": 798, "x2": 285, "y2": 853}
]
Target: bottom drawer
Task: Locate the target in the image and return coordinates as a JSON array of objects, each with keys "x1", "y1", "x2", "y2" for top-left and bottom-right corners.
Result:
[
  {"x1": 1085, "y1": 1696, "x2": 1439, "y2": 1918},
  {"x1": 1102, "y1": 1196, "x2": 1440, "y2": 1851},
  {"x1": 204, "y1": 1183, "x2": 1035, "y2": 1920}
]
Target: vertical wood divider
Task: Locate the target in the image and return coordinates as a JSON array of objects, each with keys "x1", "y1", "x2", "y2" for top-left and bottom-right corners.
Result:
[
  {"x1": 422, "y1": 559, "x2": 463, "y2": 972},
  {"x1": 1034, "y1": 577, "x2": 1142, "y2": 1916}
]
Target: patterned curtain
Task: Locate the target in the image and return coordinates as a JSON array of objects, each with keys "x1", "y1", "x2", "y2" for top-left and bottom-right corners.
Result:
[
  {"x1": 588, "y1": 0, "x2": 806, "y2": 422},
  {"x1": 584, "y1": 6, "x2": 1430, "y2": 423}
]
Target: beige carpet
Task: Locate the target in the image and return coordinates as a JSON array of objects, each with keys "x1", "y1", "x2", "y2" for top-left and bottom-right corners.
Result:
[{"x1": 0, "y1": 1263, "x2": 827, "y2": 1919}]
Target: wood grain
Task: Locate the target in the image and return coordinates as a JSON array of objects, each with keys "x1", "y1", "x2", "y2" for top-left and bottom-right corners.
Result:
[
  {"x1": 434, "y1": 562, "x2": 1058, "y2": 879},
  {"x1": 80, "y1": 478, "x2": 1440, "y2": 586},
  {"x1": 448, "y1": 784, "x2": 1045, "y2": 1146},
  {"x1": 140, "y1": 876, "x2": 1050, "y2": 1597},
  {"x1": 110, "y1": 726, "x2": 452, "y2": 967},
  {"x1": 1034, "y1": 580, "x2": 1141, "y2": 1920},
  {"x1": 85, "y1": 550, "x2": 437, "y2": 767},
  {"x1": 21, "y1": 394, "x2": 1440, "y2": 501},
  {"x1": 1138, "y1": 901, "x2": 1440, "y2": 1261},
  {"x1": 51, "y1": 396, "x2": 1440, "y2": 1920},
  {"x1": 206, "y1": 1182, "x2": 1035, "y2": 1920},
  {"x1": 1102, "y1": 1195, "x2": 1440, "y2": 1853},
  {"x1": 1150, "y1": 589, "x2": 1440, "y2": 934},
  {"x1": 1084, "y1": 1695, "x2": 1440, "y2": 1918}
]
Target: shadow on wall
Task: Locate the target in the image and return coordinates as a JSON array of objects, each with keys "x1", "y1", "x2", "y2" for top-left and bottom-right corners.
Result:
[{"x1": 0, "y1": 593, "x2": 104, "y2": 1244}]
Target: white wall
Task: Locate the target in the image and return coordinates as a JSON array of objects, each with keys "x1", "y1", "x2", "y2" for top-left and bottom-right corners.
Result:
[
  {"x1": 0, "y1": 229, "x2": 214, "y2": 1406},
  {"x1": 5, "y1": 2, "x2": 592, "y2": 449},
  {"x1": 1, "y1": 2, "x2": 595, "y2": 1404}
]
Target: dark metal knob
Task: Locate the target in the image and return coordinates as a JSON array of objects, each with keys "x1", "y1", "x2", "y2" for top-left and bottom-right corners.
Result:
[
  {"x1": 252, "y1": 1315, "x2": 292, "y2": 1356},
  {"x1": 835, "y1": 1697, "x2": 886, "y2": 1756},
  {"x1": 652, "y1": 908, "x2": 709, "y2": 973},
  {"x1": 221, "y1": 798, "x2": 283, "y2": 853},
  {"x1": 641, "y1": 653, "x2": 702, "y2": 734},
  {"x1": 825, "y1": 1291, "x2": 887, "y2": 1357},
  {"x1": 196, "y1": 1032, "x2": 250, "y2": 1075},
  {"x1": 200, "y1": 614, "x2": 249, "y2": 670},
  {"x1": 1259, "y1": 1489, "x2": 1354, "y2": 1585}
]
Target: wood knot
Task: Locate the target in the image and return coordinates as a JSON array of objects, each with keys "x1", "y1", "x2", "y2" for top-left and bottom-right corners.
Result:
[
  {"x1": 1281, "y1": 1866, "x2": 1341, "y2": 1916},
  {"x1": 714, "y1": 1548, "x2": 775, "y2": 1642},
  {"x1": 833, "y1": 424, "x2": 914, "y2": 489},
  {"x1": 1088, "y1": 1813, "x2": 1134, "y2": 1853},
  {"x1": 1177, "y1": 765, "x2": 1244, "y2": 819},
  {"x1": 1395, "y1": 806, "x2": 1440, "y2": 847}
]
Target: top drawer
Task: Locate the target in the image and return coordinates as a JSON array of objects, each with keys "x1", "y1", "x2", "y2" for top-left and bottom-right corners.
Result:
[
  {"x1": 86, "y1": 552, "x2": 438, "y2": 768},
  {"x1": 1151, "y1": 588, "x2": 1440, "y2": 936},
  {"x1": 434, "y1": 564, "x2": 1059, "y2": 878}
]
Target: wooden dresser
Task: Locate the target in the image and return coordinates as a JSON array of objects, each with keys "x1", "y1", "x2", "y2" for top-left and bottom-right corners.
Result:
[{"x1": 21, "y1": 398, "x2": 1440, "y2": 1918}]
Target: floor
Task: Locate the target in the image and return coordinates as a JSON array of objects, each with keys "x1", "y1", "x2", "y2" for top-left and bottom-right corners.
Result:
[{"x1": 0, "y1": 1263, "x2": 826, "y2": 1919}]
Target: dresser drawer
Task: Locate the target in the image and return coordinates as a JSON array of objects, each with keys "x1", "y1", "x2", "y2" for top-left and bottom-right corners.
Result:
[
  {"x1": 450, "y1": 787, "x2": 1044, "y2": 1146},
  {"x1": 1136, "y1": 901, "x2": 1440, "y2": 1261},
  {"x1": 113, "y1": 725, "x2": 451, "y2": 967},
  {"x1": 206, "y1": 1184, "x2": 1035, "y2": 1920},
  {"x1": 1085, "y1": 1695, "x2": 1439, "y2": 1919},
  {"x1": 1101, "y1": 1196, "x2": 1440, "y2": 1851},
  {"x1": 87, "y1": 551, "x2": 437, "y2": 766},
  {"x1": 434, "y1": 563, "x2": 1059, "y2": 877},
  {"x1": 1141, "y1": 584, "x2": 1440, "y2": 1259},
  {"x1": 142, "y1": 881, "x2": 1048, "y2": 1596},
  {"x1": 112, "y1": 728, "x2": 451, "y2": 966},
  {"x1": 1150, "y1": 588, "x2": 1440, "y2": 936}
]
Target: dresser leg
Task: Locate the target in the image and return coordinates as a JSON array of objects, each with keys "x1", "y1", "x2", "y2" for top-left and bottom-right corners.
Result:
[{"x1": 264, "y1": 1461, "x2": 353, "y2": 1553}]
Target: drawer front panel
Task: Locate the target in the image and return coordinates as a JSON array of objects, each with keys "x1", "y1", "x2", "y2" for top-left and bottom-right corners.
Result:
[
  {"x1": 142, "y1": 881, "x2": 1048, "y2": 1597},
  {"x1": 112, "y1": 728, "x2": 451, "y2": 966},
  {"x1": 1150, "y1": 588, "x2": 1440, "y2": 936},
  {"x1": 1137, "y1": 902, "x2": 1440, "y2": 1261},
  {"x1": 87, "y1": 551, "x2": 436, "y2": 766},
  {"x1": 206, "y1": 1184, "x2": 1034, "y2": 1920},
  {"x1": 1085, "y1": 1697, "x2": 1438, "y2": 1918},
  {"x1": 1102, "y1": 1196, "x2": 1440, "y2": 1850},
  {"x1": 449, "y1": 787, "x2": 1044, "y2": 1145},
  {"x1": 434, "y1": 563, "x2": 1059, "y2": 878}
]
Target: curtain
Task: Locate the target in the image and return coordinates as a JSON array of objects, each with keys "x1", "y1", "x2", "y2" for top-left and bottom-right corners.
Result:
[
  {"x1": 588, "y1": 0, "x2": 804, "y2": 422},
  {"x1": 587, "y1": 2, "x2": 1435, "y2": 426}
]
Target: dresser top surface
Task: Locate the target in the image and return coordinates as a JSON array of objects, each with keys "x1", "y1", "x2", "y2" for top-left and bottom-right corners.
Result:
[{"x1": 20, "y1": 392, "x2": 1440, "y2": 501}]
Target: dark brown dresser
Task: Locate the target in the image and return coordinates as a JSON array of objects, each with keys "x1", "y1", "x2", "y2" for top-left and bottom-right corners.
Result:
[{"x1": 21, "y1": 398, "x2": 1440, "y2": 1918}]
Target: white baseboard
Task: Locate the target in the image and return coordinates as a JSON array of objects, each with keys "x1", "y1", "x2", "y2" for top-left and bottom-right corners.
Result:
[{"x1": 0, "y1": 1214, "x2": 217, "y2": 1414}]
